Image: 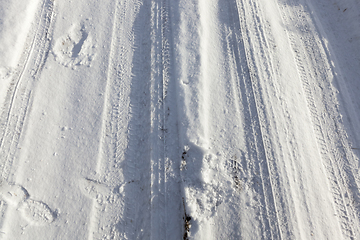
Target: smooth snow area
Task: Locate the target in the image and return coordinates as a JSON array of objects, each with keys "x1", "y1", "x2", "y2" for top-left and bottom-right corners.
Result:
[{"x1": 0, "y1": 0, "x2": 360, "y2": 239}]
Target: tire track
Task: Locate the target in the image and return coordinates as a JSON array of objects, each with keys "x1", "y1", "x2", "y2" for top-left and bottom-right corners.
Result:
[
  {"x1": 0, "y1": 0, "x2": 55, "y2": 179},
  {"x1": 233, "y1": 0, "x2": 284, "y2": 238},
  {"x1": 304, "y1": 2, "x2": 360, "y2": 232},
  {"x1": 0, "y1": 0, "x2": 55, "y2": 235},
  {"x1": 83, "y1": 0, "x2": 153, "y2": 239},
  {"x1": 149, "y1": 1, "x2": 167, "y2": 237},
  {"x1": 232, "y1": 0, "x2": 360, "y2": 238},
  {"x1": 84, "y1": 1, "x2": 182, "y2": 238},
  {"x1": 229, "y1": 0, "x2": 346, "y2": 238},
  {"x1": 84, "y1": 0, "x2": 123, "y2": 238},
  {"x1": 150, "y1": 0, "x2": 182, "y2": 239},
  {"x1": 276, "y1": 1, "x2": 360, "y2": 238}
]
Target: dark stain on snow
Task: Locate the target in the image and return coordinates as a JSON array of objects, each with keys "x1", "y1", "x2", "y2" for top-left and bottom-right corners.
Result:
[{"x1": 182, "y1": 197, "x2": 191, "y2": 240}]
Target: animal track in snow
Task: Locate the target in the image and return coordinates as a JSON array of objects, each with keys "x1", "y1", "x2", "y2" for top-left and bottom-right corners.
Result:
[
  {"x1": 226, "y1": 155, "x2": 245, "y2": 191},
  {"x1": 53, "y1": 23, "x2": 96, "y2": 68},
  {"x1": 0, "y1": 181, "x2": 55, "y2": 225}
]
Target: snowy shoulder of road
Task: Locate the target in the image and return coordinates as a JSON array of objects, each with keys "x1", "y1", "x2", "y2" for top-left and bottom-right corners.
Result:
[{"x1": 0, "y1": 0, "x2": 360, "y2": 239}]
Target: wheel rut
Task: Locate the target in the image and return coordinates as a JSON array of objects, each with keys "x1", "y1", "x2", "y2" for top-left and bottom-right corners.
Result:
[
  {"x1": 84, "y1": 0, "x2": 182, "y2": 239},
  {"x1": 150, "y1": 0, "x2": 182, "y2": 239},
  {"x1": 83, "y1": 0, "x2": 152, "y2": 239}
]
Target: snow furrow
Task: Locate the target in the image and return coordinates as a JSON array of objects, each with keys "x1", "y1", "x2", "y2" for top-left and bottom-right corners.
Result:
[{"x1": 83, "y1": 0, "x2": 183, "y2": 239}]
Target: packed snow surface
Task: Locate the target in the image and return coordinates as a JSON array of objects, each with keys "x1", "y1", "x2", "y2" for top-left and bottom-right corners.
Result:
[{"x1": 0, "y1": 0, "x2": 360, "y2": 239}]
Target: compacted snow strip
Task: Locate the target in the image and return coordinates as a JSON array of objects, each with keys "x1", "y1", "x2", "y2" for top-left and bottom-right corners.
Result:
[{"x1": 84, "y1": 0, "x2": 183, "y2": 239}]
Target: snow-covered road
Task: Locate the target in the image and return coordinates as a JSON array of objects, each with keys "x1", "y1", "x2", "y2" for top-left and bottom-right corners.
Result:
[{"x1": 0, "y1": 0, "x2": 360, "y2": 239}]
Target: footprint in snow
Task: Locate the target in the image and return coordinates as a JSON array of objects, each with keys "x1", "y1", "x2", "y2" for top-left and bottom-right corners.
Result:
[
  {"x1": 20, "y1": 199, "x2": 55, "y2": 225},
  {"x1": 79, "y1": 178, "x2": 112, "y2": 200},
  {"x1": 79, "y1": 178, "x2": 124, "y2": 207},
  {"x1": 53, "y1": 22, "x2": 96, "y2": 68},
  {"x1": 181, "y1": 144, "x2": 227, "y2": 222},
  {"x1": 0, "y1": 181, "x2": 55, "y2": 225}
]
